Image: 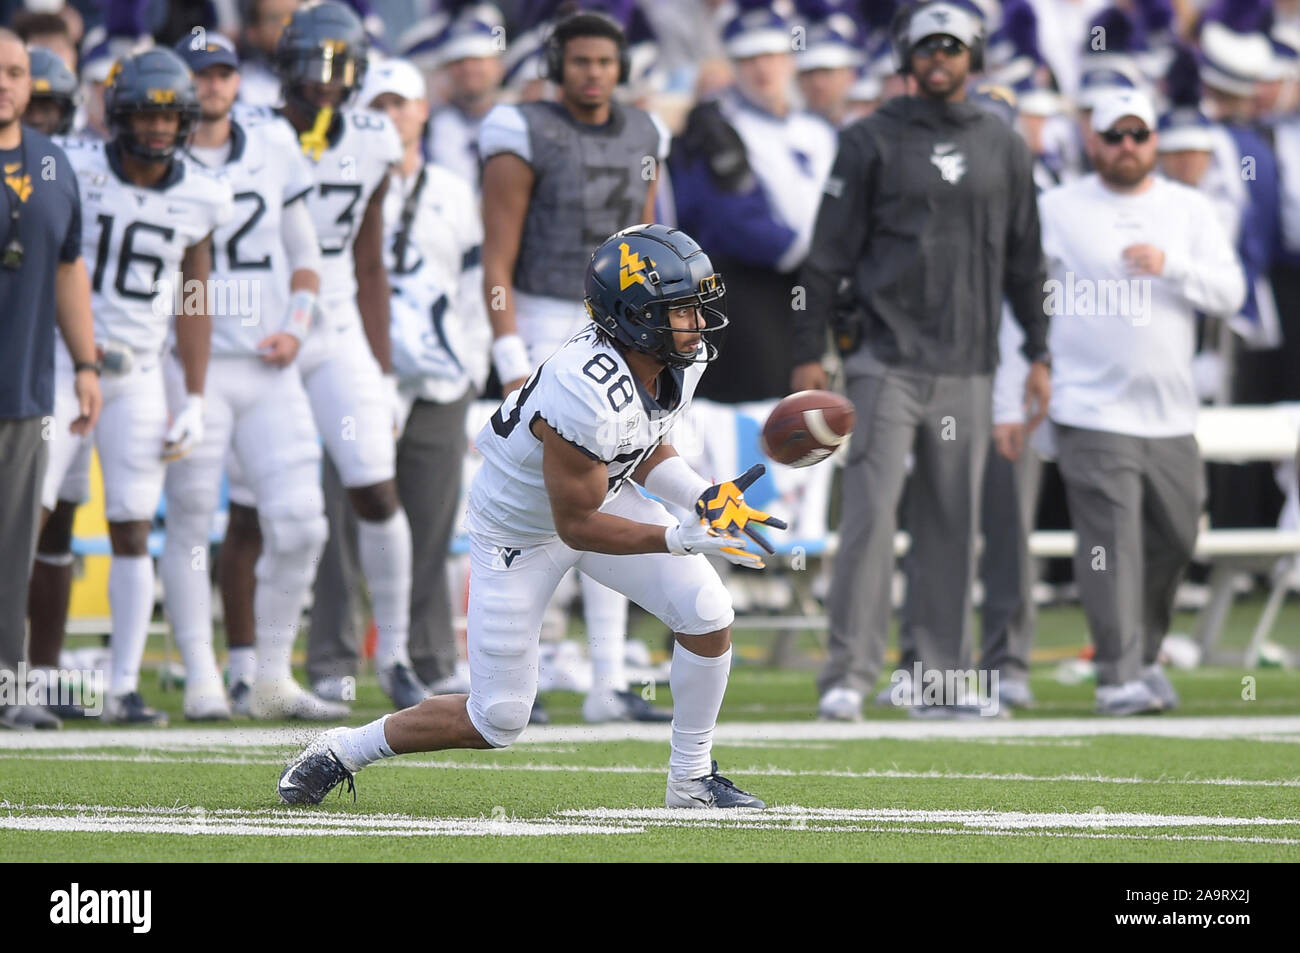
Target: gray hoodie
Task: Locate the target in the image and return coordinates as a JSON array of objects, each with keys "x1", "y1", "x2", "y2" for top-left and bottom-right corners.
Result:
[{"x1": 793, "y1": 95, "x2": 1049, "y2": 374}]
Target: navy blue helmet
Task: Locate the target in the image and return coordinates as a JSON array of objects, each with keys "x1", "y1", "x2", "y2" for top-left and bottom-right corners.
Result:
[
  {"x1": 104, "y1": 49, "x2": 200, "y2": 161},
  {"x1": 27, "y1": 47, "x2": 78, "y2": 135},
  {"x1": 584, "y1": 224, "x2": 728, "y2": 369},
  {"x1": 274, "y1": 0, "x2": 370, "y2": 114}
]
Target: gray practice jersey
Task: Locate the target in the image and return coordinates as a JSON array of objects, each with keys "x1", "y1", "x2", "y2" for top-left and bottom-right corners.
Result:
[{"x1": 478, "y1": 101, "x2": 670, "y2": 299}]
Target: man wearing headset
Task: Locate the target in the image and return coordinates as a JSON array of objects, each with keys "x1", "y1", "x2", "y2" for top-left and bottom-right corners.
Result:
[
  {"x1": 478, "y1": 10, "x2": 671, "y2": 725},
  {"x1": 791, "y1": 1, "x2": 1052, "y2": 720}
]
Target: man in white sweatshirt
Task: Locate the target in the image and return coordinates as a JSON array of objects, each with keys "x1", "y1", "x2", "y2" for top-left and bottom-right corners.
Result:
[{"x1": 1039, "y1": 89, "x2": 1247, "y2": 716}]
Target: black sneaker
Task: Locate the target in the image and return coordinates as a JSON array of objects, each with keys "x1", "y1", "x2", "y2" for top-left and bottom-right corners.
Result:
[
  {"x1": 666, "y1": 760, "x2": 766, "y2": 809},
  {"x1": 278, "y1": 729, "x2": 358, "y2": 805},
  {"x1": 528, "y1": 698, "x2": 550, "y2": 725},
  {"x1": 102, "y1": 692, "x2": 168, "y2": 726},
  {"x1": 583, "y1": 690, "x2": 673, "y2": 723}
]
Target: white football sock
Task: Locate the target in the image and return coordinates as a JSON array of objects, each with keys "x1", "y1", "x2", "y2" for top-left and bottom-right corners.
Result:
[
  {"x1": 668, "y1": 642, "x2": 732, "y2": 781},
  {"x1": 331, "y1": 714, "x2": 395, "y2": 771},
  {"x1": 253, "y1": 511, "x2": 323, "y2": 686},
  {"x1": 160, "y1": 516, "x2": 222, "y2": 689},
  {"x1": 227, "y1": 647, "x2": 256, "y2": 686},
  {"x1": 357, "y1": 510, "x2": 413, "y2": 670},
  {"x1": 108, "y1": 554, "x2": 155, "y2": 696},
  {"x1": 582, "y1": 573, "x2": 628, "y2": 695}
]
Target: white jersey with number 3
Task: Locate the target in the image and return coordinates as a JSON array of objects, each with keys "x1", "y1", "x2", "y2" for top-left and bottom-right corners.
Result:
[
  {"x1": 62, "y1": 138, "x2": 234, "y2": 354},
  {"x1": 467, "y1": 324, "x2": 706, "y2": 547}
]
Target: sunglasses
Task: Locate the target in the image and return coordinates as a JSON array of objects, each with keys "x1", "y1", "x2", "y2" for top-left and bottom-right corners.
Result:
[
  {"x1": 1100, "y1": 127, "x2": 1152, "y2": 145},
  {"x1": 913, "y1": 35, "x2": 967, "y2": 58}
]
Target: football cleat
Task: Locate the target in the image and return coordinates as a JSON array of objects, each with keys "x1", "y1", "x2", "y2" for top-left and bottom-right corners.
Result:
[
  {"x1": 582, "y1": 689, "x2": 673, "y2": 723},
  {"x1": 184, "y1": 679, "x2": 232, "y2": 722},
  {"x1": 1141, "y1": 664, "x2": 1179, "y2": 711},
  {"x1": 278, "y1": 728, "x2": 358, "y2": 805},
  {"x1": 818, "y1": 686, "x2": 864, "y2": 721},
  {"x1": 251, "y1": 678, "x2": 350, "y2": 721},
  {"x1": 1095, "y1": 680, "x2": 1164, "y2": 716},
  {"x1": 102, "y1": 692, "x2": 169, "y2": 726},
  {"x1": 666, "y1": 761, "x2": 766, "y2": 809},
  {"x1": 378, "y1": 662, "x2": 431, "y2": 710}
]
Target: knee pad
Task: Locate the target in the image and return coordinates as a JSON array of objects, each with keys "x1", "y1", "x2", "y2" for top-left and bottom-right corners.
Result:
[
  {"x1": 468, "y1": 694, "x2": 532, "y2": 748},
  {"x1": 260, "y1": 506, "x2": 328, "y2": 558},
  {"x1": 676, "y1": 571, "x2": 735, "y2": 635}
]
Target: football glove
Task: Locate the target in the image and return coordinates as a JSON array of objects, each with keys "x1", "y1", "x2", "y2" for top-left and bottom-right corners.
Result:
[
  {"x1": 162, "y1": 394, "x2": 204, "y2": 462},
  {"x1": 694, "y1": 464, "x2": 788, "y2": 556},
  {"x1": 665, "y1": 519, "x2": 763, "y2": 570}
]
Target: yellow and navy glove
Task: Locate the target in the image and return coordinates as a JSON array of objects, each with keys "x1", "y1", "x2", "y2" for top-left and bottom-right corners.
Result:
[{"x1": 695, "y1": 464, "x2": 788, "y2": 565}]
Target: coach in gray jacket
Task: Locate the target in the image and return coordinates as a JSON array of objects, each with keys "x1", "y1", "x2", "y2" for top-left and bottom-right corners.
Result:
[{"x1": 791, "y1": 1, "x2": 1051, "y2": 719}]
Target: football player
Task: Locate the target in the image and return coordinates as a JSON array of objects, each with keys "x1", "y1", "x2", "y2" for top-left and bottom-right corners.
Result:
[
  {"x1": 157, "y1": 34, "x2": 338, "y2": 721},
  {"x1": 479, "y1": 10, "x2": 672, "y2": 723},
  {"x1": 40, "y1": 48, "x2": 234, "y2": 724},
  {"x1": 218, "y1": 0, "x2": 420, "y2": 709},
  {"x1": 279, "y1": 224, "x2": 781, "y2": 808}
]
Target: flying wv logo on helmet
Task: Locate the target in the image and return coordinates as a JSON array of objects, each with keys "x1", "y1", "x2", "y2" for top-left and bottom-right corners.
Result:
[{"x1": 618, "y1": 242, "x2": 655, "y2": 290}]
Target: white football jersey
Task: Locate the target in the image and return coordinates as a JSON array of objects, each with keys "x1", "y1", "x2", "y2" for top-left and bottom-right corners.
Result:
[
  {"x1": 186, "y1": 112, "x2": 315, "y2": 355},
  {"x1": 384, "y1": 161, "x2": 487, "y2": 402},
  {"x1": 240, "y1": 105, "x2": 400, "y2": 324},
  {"x1": 62, "y1": 137, "x2": 234, "y2": 355},
  {"x1": 426, "y1": 105, "x2": 483, "y2": 196},
  {"x1": 467, "y1": 324, "x2": 706, "y2": 547}
]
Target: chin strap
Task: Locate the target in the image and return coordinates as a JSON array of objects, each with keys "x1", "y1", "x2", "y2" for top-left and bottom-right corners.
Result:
[{"x1": 299, "y1": 105, "x2": 333, "y2": 160}]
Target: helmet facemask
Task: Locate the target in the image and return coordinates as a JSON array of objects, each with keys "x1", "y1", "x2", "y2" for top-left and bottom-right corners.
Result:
[
  {"x1": 111, "y1": 98, "x2": 199, "y2": 161},
  {"x1": 622, "y1": 272, "x2": 729, "y2": 369},
  {"x1": 279, "y1": 42, "x2": 367, "y2": 120}
]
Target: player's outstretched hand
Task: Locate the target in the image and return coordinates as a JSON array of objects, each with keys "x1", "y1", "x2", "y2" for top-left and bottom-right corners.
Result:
[
  {"x1": 665, "y1": 518, "x2": 764, "y2": 569},
  {"x1": 162, "y1": 394, "x2": 205, "y2": 462},
  {"x1": 695, "y1": 464, "x2": 788, "y2": 556}
]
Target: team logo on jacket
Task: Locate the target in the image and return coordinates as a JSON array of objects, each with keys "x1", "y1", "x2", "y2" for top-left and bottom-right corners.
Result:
[{"x1": 930, "y1": 142, "x2": 966, "y2": 184}]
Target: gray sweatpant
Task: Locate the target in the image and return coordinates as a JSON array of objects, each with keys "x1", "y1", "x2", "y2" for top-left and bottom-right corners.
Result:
[
  {"x1": 308, "y1": 393, "x2": 472, "y2": 684},
  {"x1": 0, "y1": 417, "x2": 47, "y2": 671},
  {"x1": 1055, "y1": 425, "x2": 1202, "y2": 686},
  {"x1": 818, "y1": 354, "x2": 992, "y2": 697}
]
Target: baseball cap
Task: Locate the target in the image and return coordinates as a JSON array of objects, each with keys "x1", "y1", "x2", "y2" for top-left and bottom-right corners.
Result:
[
  {"x1": 173, "y1": 32, "x2": 240, "y2": 72},
  {"x1": 360, "y1": 56, "x2": 426, "y2": 104},
  {"x1": 907, "y1": 2, "x2": 981, "y2": 50},
  {"x1": 1090, "y1": 88, "x2": 1156, "y2": 133}
]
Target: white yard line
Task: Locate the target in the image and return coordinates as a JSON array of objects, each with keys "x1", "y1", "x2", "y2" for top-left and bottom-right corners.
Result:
[
  {"x1": 1, "y1": 802, "x2": 1294, "y2": 844},
  {"x1": 5, "y1": 751, "x2": 1299, "y2": 788},
  {"x1": 4, "y1": 716, "x2": 1300, "y2": 750}
]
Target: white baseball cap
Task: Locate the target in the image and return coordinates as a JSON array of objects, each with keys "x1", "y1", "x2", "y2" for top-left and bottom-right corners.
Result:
[
  {"x1": 1090, "y1": 88, "x2": 1156, "y2": 133},
  {"x1": 907, "y1": 2, "x2": 982, "y2": 50},
  {"x1": 361, "y1": 57, "x2": 427, "y2": 105}
]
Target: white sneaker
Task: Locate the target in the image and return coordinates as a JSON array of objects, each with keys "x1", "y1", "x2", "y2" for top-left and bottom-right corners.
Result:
[
  {"x1": 818, "y1": 686, "x2": 863, "y2": 721},
  {"x1": 311, "y1": 676, "x2": 355, "y2": 703},
  {"x1": 251, "y1": 678, "x2": 351, "y2": 721},
  {"x1": 428, "y1": 664, "x2": 471, "y2": 695},
  {"x1": 1140, "y1": 663, "x2": 1179, "y2": 710},
  {"x1": 997, "y1": 678, "x2": 1035, "y2": 709},
  {"x1": 183, "y1": 679, "x2": 232, "y2": 721},
  {"x1": 1095, "y1": 680, "x2": 1164, "y2": 716}
]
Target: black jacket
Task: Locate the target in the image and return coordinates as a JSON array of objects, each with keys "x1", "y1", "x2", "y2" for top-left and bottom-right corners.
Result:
[{"x1": 793, "y1": 95, "x2": 1049, "y2": 374}]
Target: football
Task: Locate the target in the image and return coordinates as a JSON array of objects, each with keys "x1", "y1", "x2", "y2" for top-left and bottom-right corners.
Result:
[{"x1": 761, "y1": 390, "x2": 856, "y2": 468}]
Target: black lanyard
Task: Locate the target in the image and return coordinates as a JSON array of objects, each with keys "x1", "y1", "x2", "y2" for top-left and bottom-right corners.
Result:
[{"x1": 2, "y1": 134, "x2": 28, "y2": 270}]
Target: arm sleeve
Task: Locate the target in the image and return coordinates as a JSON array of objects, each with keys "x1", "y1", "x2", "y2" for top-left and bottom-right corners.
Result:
[
  {"x1": 280, "y1": 195, "x2": 323, "y2": 275},
  {"x1": 1162, "y1": 192, "x2": 1248, "y2": 317},
  {"x1": 1002, "y1": 135, "x2": 1050, "y2": 363},
  {"x1": 478, "y1": 104, "x2": 531, "y2": 165},
  {"x1": 535, "y1": 364, "x2": 619, "y2": 463},
  {"x1": 792, "y1": 129, "x2": 874, "y2": 366}
]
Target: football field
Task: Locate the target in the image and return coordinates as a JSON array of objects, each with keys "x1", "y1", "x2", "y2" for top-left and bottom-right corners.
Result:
[{"x1": 3, "y1": 650, "x2": 1299, "y2": 862}]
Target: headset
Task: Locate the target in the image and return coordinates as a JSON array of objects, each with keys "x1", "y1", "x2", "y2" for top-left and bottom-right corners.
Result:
[
  {"x1": 889, "y1": 1, "x2": 985, "y2": 75},
  {"x1": 544, "y1": 11, "x2": 630, "y2": 85}
]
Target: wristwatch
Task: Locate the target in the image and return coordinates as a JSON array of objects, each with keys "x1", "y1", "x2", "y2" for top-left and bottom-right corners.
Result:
[{"x1": 74, "y1": 360, "x2": 102, "y2": 376}]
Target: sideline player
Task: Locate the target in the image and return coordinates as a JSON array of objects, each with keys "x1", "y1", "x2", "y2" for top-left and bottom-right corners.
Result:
[
  {"x1": 218, "y1": 1, "x2": 421, "y2": 709},
  {"x1": 278, "y1": 224, "x2": 782, "y2": 809},
  {"x1": 479, "y1": 10, "x2": 671, "y2": 723},
  {"x1": 158, "y1": 34, "x2": 337, "y2": 721},
  {"x1": 41, "y1": 48, "x2": 233, "y2": 724}
]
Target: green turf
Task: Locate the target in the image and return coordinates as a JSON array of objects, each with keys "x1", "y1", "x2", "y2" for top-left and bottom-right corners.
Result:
[{"x1": 4, "y1": 596, "x2": 1295, "y2": 861}]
